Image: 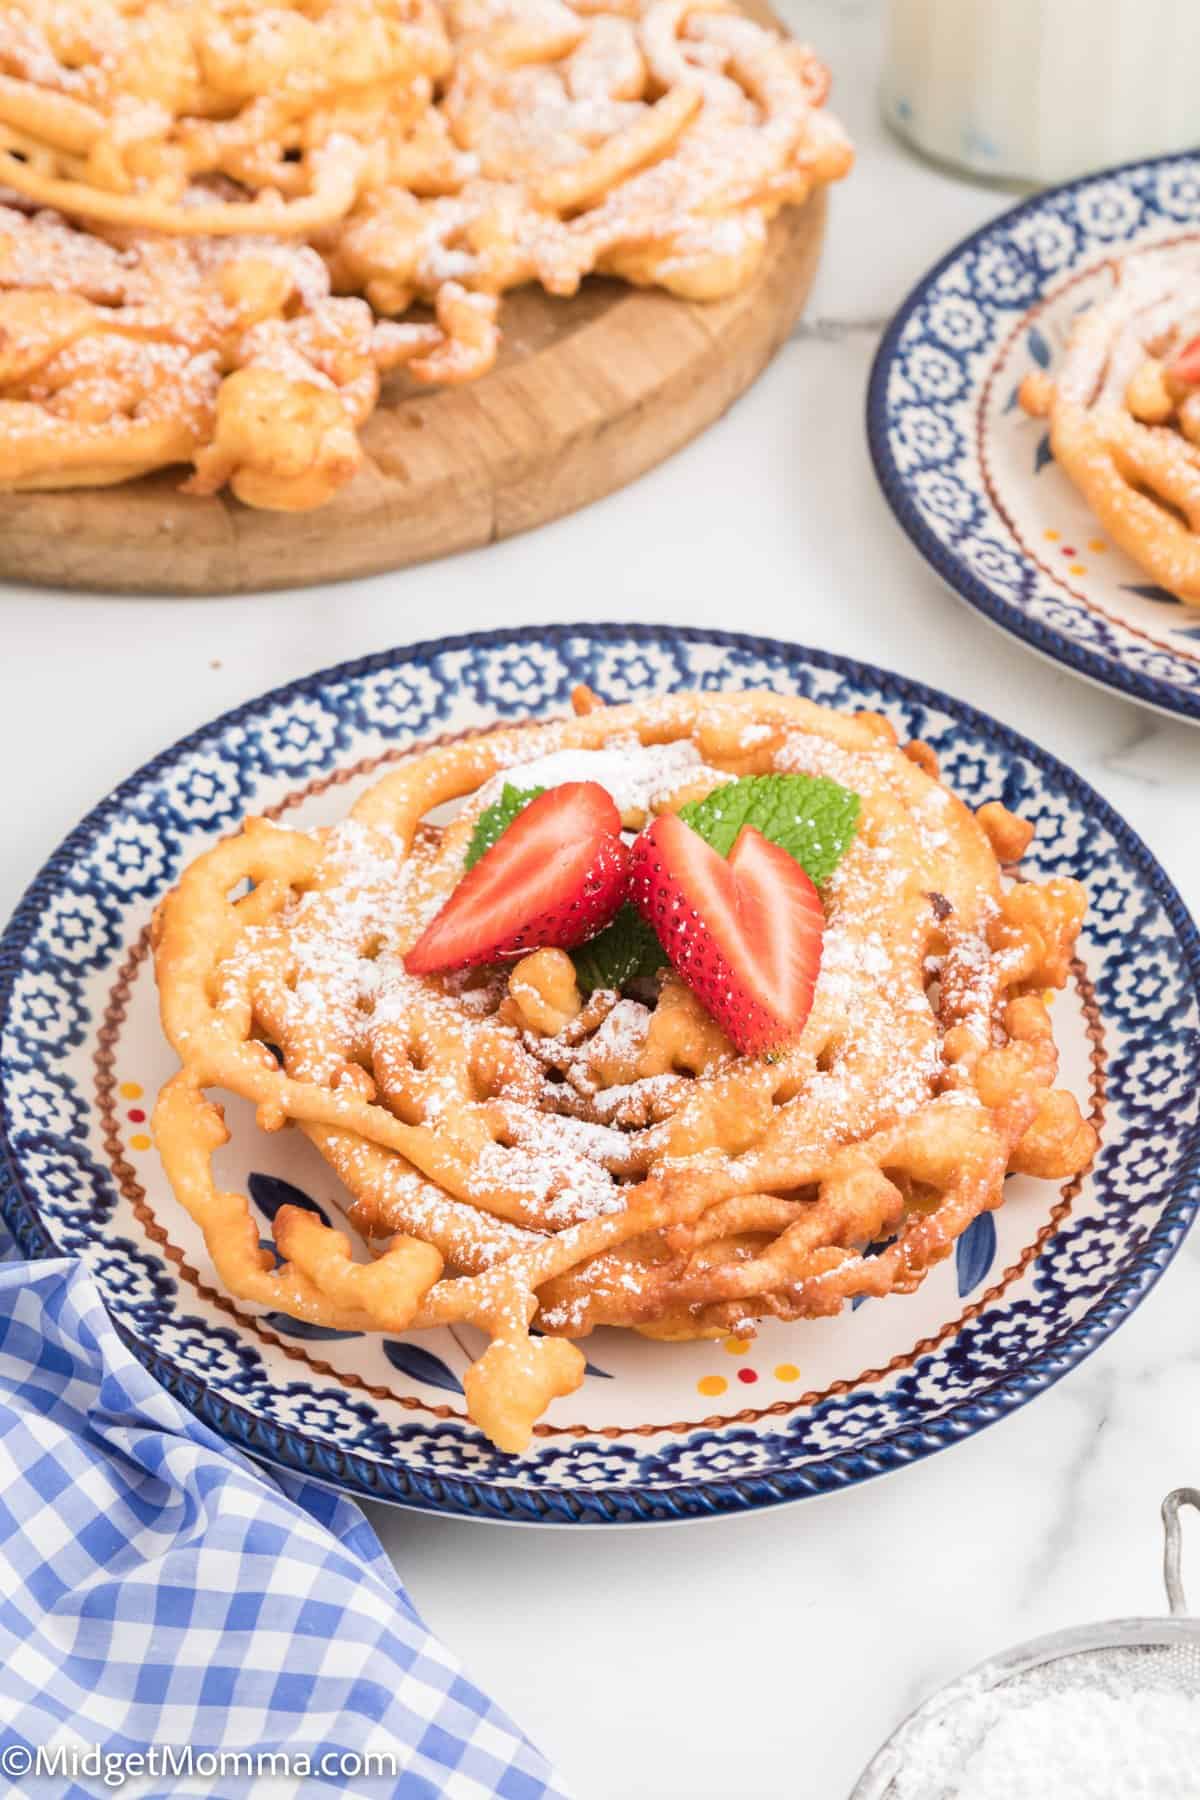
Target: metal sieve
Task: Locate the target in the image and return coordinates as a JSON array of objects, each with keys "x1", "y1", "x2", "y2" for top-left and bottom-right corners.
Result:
[{"x1": 850, "y1": 1488, "x2": 1200, "y2": 1798}]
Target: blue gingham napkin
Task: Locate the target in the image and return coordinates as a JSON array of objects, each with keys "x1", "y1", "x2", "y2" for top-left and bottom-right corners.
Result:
[{"x1": 0, "y1": 1223, "x2": 569, "y2": 1799}]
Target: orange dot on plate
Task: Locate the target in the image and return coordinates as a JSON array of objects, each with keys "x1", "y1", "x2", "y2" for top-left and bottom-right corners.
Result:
[
  {"x1": 119, "y1": 1082, "x2": 143, "y2": 1100},
  {"x1": 128, "y1": 1134, "x2": 151, "y2": 1152},
  {"x1": 775, "y1": 1363, "x2": 800, "y2": 1383},
  {"x1": 1089, "y1": 539, "x2": 1107, "y2": 553},
  {"x1": 697, "y1": 1375, "x2": 727, "y2": 1397},
  {"x1": 1043, "y1": 529, "x2": 1060, "y2": 541},
  {"x1": 724, "y1": 1338, "x2": 752, "y2": 1357},
  {"x1": 1069, "y1": 564, "x2": 1086, "y2": 576}
]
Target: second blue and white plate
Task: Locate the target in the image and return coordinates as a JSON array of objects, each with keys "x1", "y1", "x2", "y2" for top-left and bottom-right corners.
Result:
[
  {"x1": 869, "y1": 152, "x2": 1200, "y2": 724},
  {"x1": 1, "y1": 626, "x2": 1198, "y2": 1523}
]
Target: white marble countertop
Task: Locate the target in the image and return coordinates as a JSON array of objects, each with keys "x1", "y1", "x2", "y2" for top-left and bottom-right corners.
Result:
[{"x1": 3, "y1": 2, "x2": 1199, "y2": 1796}]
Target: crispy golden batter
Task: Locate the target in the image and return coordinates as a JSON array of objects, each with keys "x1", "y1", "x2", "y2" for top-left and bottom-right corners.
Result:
[
  {"x1": 1020, "y1": 249, "x2": 1200, "y2": 605},
  {"x1": 151, "y1": 687, "x2": 1096, "y2": 1451},
  {"x1": 0, "y1": 0, "x2": 851, "y2": 507}
]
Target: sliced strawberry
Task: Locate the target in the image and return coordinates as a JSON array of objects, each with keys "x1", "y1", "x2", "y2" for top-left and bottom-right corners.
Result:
[
  {"x1": 405, "y1": 781, "x2": 629, "y2": 974},
  {"x1": 1171, "y1": 332, "x2": 1200, "y2": 386},
  {"x1": 630, "y1": 814, "x2": 824, "y2": 1057}
]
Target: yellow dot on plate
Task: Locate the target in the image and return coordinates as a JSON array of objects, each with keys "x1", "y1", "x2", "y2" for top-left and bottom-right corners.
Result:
[
  {"x1": 723, "y1": 1337, "x2": 752, "y2": 1356},
  {"x1": 128, "y1": 1134, "x2": 151, "y2": 1152},
  {"x1": 1069, "y1": 563, "x2": 1086, "y2": 576},
  {"x1": 775, "y1": 1363, "x2": 800, "y2": 1383},
  {"x1": 697, "y1": 1375, "x2": 727, "y2": 1397},
  {"x1": 119, "y1": 1081, "x2": 143, "y2": 1100},
  {"x1": 1043, "y1": 529, "x2": 1061, "y2": 541},
  {"x1": 1089, "y1": 539, "x2": 1108, "y2": 554}
]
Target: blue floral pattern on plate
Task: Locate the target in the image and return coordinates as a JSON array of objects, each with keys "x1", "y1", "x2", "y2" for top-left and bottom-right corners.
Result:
[
  {"x1": 1, "y1": 626, "x2": 1197, "y2": 1525},
  {"x1": 868, "y1": 152, "x2": 1200, "y2": 724}
]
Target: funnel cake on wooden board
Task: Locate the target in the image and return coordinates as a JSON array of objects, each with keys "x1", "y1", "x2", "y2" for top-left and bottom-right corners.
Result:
[
  {"x1": 151, "y1": 686, "x2": 1097, "y2": 1452},
  {"x1": 0, "y1": 0, "x2": 851, "y2": 577}
]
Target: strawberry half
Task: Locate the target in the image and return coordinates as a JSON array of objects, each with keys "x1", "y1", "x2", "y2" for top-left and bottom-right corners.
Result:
[
  {"x1": 405, "y1": 781, "x2": 629, "y2": 974},
  {"x1": 1172, "y1": 333, "x2": 1200, "y2": 386},
  {"x1": 630, "y1": 813, "x2": 824, "y2": 1057}
]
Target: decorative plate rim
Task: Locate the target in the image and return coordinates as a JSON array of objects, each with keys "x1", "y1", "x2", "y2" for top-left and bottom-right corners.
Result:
[
  {"x1": 866, "y1": 148, "x2": 1200, "y2": 726},
  {"x1": 2, "y1": 622, "x2": 1199, "y2": 1526}
]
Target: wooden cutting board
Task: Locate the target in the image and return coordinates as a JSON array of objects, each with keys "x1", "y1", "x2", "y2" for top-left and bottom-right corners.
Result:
[{"x1": 0, "y1": 19, "x2": 827, "y2": 596}]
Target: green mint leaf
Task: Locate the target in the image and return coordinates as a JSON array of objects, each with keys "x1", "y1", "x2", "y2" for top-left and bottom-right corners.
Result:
[
  {"x1": 464, "y1": 783, "x2": 544, "y2": 870},
  {"x1": 677, "y1": 773, "x2": 860, "y2": 886},
  {"x1": 571, "y1": 905, "x2": 665, "y2": 993}
]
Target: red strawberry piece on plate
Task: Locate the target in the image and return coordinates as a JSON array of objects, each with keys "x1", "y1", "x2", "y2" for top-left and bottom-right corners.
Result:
[
  {"x1": 630, "y1": 813, "x2": 824, "y2": 1057},
  {"x1": 1172, "y1": 333, "x2": 1200, "y2": 386},
  {"x1": 405, "y1": 781, "x2": 629, "y2": 974}
]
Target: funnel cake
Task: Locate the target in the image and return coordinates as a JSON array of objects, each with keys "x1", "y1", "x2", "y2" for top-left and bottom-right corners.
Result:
[
  {"x1": 151, "y1": 687, "x2": 1097, "y2": 1452},
  {"x1": 0, "y1": 0, "x2": 851, "y2": 509},
  {"x1": 1020, "y1": 249, "x2": 1200, "y2": 605}
]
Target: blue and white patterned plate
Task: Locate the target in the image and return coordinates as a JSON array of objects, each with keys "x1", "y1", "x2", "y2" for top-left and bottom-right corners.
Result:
[
  {"x1": 2, "y1": 626, "x2": 1198, "y2": 1525},
  {"x1": 868, "y1": 152, "x2": 1200, "y2": 725}
]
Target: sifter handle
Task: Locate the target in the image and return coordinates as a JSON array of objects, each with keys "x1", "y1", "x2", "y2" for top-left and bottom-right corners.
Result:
[{"x1": 1162, "y1": 1488, "x2": 1200, "y2": 1616}]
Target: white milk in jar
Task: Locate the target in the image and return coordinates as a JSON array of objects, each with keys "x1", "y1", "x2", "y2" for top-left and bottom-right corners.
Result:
[{"x1": 883, "y1": 0, "x2": 1200, "y2": 186}]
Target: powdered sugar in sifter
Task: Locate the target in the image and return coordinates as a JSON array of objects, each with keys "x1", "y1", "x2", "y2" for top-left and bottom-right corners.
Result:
[{"x1": 851, "y1": 1489, "x2": 1200, "y2": 1799}]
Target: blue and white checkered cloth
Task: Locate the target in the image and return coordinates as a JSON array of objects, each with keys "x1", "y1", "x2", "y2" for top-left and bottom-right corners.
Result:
[{"x1": 0, "y1": 1222, "x2": 570, "y2": 1800}]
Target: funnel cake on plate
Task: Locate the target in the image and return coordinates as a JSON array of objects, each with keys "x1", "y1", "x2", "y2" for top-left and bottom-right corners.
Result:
[
  {"x1": 151, "y1": 687, "x2": 1096, "y2": 1452},
  {"x1": 1021, "y1": 248, "x2": 1200, "y2": 605}
]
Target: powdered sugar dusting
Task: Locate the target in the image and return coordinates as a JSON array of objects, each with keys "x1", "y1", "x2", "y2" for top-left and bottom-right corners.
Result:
[
  {"x1": 482, "y1": 738, "x2": 717, "y2": 817},
  {"x1": 203, "y1": 715, "x2": 1049, "y2": 1337}
]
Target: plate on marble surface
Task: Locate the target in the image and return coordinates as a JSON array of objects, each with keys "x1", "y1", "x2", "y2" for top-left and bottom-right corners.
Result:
[
  {"x1": 2, "y1": 624, "x2": 1198, "y2": 1525},
  {"x1": 868, "y1": 152, "x2": 1200, "y2": 725}
]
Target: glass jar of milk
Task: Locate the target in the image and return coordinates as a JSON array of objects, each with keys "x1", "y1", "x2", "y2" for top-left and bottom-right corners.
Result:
[{"x1": 883, "y1": 0, "x2": 1200, "y2": 186}]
